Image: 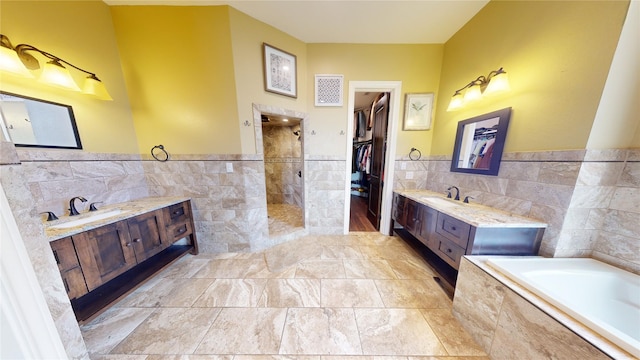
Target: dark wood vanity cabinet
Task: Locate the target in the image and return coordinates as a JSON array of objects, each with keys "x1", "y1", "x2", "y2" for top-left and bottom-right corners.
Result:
[
  {"x1": 48, "y1": 199, "x2": 198, "y2": 322},
  {"x1": 392, "y1": 193, "x2": 544, "y2": 271}
]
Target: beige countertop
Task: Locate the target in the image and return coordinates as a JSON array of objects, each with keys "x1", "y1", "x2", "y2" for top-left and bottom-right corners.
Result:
[
  {"x1": 45, "y1": 197, "x2": 190, "y2": 241},
  {"x1": 394, "y1": 189, "x2": 547, "y2": 228}
]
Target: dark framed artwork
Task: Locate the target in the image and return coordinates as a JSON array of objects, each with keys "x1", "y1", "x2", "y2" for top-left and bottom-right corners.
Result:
[{"x1": 263, "y1": 43, "x2": 297, "y2": 98}]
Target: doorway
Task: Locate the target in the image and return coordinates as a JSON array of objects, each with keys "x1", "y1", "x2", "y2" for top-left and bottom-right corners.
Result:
[
  {"x1": 344, "y1": 81, "x2": 402, "y2": 235},
  {"x1": 252, "y1": 104, "x2": 308, "y2": 243}
]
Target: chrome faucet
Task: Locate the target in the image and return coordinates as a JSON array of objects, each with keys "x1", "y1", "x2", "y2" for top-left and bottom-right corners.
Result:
[
  {"x1": 69, "y1": 196, "x2": 87, "y2": 216},
  {"x1": 447, "y1": 186, "x2": 460, "y2": 201}
]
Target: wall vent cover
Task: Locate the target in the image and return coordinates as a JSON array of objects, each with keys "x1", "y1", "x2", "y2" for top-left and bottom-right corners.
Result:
[{"x1": 315, "y1": 74, "x2": 344, "y2": 107}]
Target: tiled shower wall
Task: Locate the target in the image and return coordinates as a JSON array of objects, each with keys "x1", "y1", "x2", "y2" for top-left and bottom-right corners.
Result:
[
  {"x1": 262, "y1": 125, "x2": 303, "y2": 207},
  {"x1": 393, "y1": 149, "x2": 640, "y2": 274}
]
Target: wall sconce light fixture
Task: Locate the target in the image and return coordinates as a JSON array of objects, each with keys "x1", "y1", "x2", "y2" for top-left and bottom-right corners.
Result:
[
  {"x1": 446, "y1": 67, "x2": 510, "y2": 111},
  {"x1": 0, "y1": 34, "x2": 112, "y2": 100}
]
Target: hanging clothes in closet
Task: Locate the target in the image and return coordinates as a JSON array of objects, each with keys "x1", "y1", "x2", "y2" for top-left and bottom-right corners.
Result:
[
  {"x1": 352, "y1": 140, "x2": 372, "y2": 174},
  {"x1": 354, "y1": 110, "x2": 367, "y2": 138}
]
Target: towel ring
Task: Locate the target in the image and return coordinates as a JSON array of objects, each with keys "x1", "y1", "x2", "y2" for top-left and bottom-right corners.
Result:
[
  {"x1": 151, "y1": 144, "x2": 169, "y2": 162},
  {"x1": 409, "y1": 147, "x2": 421, "y2": 161}
]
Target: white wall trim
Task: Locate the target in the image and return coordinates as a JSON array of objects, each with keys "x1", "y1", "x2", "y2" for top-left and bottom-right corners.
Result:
[
  {"x1": 344, "y1": 81, "x2": 402, "y2": 235},
  {"x1": 0, "y1": 182, "x2": 67, "y2": 359}
]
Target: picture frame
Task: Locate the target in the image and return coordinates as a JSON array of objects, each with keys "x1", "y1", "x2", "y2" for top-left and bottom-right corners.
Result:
[
  {"x1": 403, "y1": 93, "x2": 434, "y2": 130},
  {"x1": 263, "y1": 43, "x2": 297, "y2": 98}
]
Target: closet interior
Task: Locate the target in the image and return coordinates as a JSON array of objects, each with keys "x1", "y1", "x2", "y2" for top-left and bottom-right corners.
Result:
[{"x1": 349, "y1": 92, "x2": 386, "y2": 232}]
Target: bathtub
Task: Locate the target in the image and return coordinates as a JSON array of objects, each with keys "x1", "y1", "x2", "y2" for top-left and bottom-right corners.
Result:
[{"x1": 486, "y1": 257, "x2": 640, "y2": 358}]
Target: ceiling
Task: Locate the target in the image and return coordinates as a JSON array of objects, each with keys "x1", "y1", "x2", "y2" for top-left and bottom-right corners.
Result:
[{"x1": 103, "y1": 0, "x2": 489, "y2": 44}]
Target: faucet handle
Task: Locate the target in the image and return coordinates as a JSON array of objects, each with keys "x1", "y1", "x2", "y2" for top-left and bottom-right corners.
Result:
[
  {"x1": 446, "y1": 191, "x2": 452, "y2": 198},
  {"x1": 89, "y1": 202, "x2": 103, "y2": 211},
  {"x1": 40, "y1": 211, "x2": 59, "y2": 221},
  {"x1": 463, "y1": 196, "x2": 474, "y2": 203}
]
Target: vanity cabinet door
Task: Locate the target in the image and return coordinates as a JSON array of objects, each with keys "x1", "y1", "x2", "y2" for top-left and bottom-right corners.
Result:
[
  {"x1": 127, "y1": 209, "x2": 168, "y2": 263},
  {"x1": 50, "y1": 237, "x2": 88, "y2": 299},
  {"x1": 392, "y1": 194, "x2": 406, "y2": 226},
  {"x1": 404, "y1": 199, "x2": 421, "y2": 233},
  {"x1": 417, "y1": 206, "x2": 438, "y2": 249},
  {"x1": 72, "y1": 221, "x2": 137, "y2": 291}
]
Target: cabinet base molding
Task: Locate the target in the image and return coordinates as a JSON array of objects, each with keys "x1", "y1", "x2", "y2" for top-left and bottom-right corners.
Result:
[{"x1": 71, "y1": 245, "x2": 194, "y2": 324}]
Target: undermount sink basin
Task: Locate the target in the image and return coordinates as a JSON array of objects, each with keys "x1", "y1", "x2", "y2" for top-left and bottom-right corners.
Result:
[
  {"x1": 419, "y1": 196, "x2": 464, "y2": 207},
  {"x1": 49, "y1": 209, "x2": 130, "y2": 229}
]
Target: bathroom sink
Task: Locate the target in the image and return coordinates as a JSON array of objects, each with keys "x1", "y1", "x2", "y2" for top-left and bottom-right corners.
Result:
[
  {"x1": 49, "y1": 209, "x2": 130, "y2": 229},
  {"x1": 420, "y1": 197, "x2": 464, "y2": 208}
]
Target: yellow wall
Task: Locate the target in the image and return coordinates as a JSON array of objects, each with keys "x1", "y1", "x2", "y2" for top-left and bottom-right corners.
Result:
[
  {"x1": 228, "y1": 7, "x2": 308, "y2": 154},
  {"x1": 110, "y1": 6, "x2": 240, "y2": 155},
  {"x1": 306, "y1": 44, "x2": 443, "y2": 157},
  {"x1": 0, "y1": 0, "x2": 138, "y2": 153},
  {"x1": 431, "y1": 0, "x2": 629, "y2": 155}
]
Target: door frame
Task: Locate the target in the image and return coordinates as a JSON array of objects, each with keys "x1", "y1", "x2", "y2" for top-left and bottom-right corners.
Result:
[{"x1": 344, "y1": 81, "x2": 402, "y2": 235}]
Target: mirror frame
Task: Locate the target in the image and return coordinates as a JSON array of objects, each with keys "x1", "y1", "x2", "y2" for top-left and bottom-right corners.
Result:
[
  {"x1": 450, "y1": 107, "x2": 511, "y2": 176},
  {"x1": 0, "y1": 91, "x2": 83, "y2": 149}
]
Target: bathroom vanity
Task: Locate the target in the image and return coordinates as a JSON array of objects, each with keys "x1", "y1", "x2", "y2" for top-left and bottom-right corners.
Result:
[
  {"x1": 392, "y1": 189, "x2": 546, "y2": 282},
  {"x1": 46, "y1": 197, "x2": 197, "y2": 323}
]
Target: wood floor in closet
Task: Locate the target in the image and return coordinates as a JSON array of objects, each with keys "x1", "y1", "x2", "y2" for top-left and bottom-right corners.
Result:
[{"x1": 349, "y1": 195, "x2": 377, "y2": 232}]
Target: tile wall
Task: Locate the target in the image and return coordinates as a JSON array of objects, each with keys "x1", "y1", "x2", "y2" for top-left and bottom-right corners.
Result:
[
  {"x1": 262, "y1": 125, "x2": 303, "y2": 207},
  {"x1": 141, "y1": 153, "x2": 270, "y2": 253},
  {"x1": 393, "y1": 149, "x2": 640, "y2": 274},
  {"x1": 304, "y1": 155, "x2": 347, "y2": 235}
]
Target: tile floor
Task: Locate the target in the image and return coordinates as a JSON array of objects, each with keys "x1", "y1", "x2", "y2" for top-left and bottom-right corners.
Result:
[{"x1": 81, "y1": 232, "x2": 489, "y2": 360}]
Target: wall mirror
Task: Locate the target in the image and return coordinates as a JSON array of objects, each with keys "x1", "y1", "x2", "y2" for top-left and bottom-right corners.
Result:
[
  {"x1": 450, "y1": 107, "x2": 511, "y2": 176},
  {"x1": 0, "y1": 91, "x2": 82, "y2": 149}
]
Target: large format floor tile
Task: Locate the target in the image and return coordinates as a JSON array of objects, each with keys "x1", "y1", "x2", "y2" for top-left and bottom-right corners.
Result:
[{"x1": 81, "y1": 234, "x2": 487, "y2": 358}]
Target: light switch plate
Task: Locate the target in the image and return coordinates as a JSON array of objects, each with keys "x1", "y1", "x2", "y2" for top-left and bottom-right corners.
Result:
[{"x1": 226, "y1": 162, "x2": 233, "y2": 173}]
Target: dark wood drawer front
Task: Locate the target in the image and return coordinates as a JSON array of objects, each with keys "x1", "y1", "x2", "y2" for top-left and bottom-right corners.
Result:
[
  {"x1": 436, "y1": 213, "x2": 471, "y2": 248},
  {"x1": 437, "y1": 237, "x2": 465, "y2": 269},
  {"x1": 50, "y1": 237, "x2": 80, "y2": 272},
  {"x1": 167, "y1": 221, "x2": 193, "y2": 242},
  {"x1": 166, "y1": 202, "x2": 190, "y2": 225}
]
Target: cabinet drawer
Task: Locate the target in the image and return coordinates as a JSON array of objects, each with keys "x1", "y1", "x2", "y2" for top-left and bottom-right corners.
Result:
[
  {"x1": 50, "y1": 237, "x2": 80, "y2": 272},
  {"x1": 436, "y1": 237, "x2": 465, "y2": 269},
  {"x1": 166, "y1": 202, "x2": 191, "y2": 225},
  {"x1": 61, "y1": 267, "x2": 88, "y2": 299},
  {"x1": 167, "y1": 221, "x2": 193, "y2": 242},
  {"x1": 436, "y1": 213, "x2": 471, "y2": 248}
]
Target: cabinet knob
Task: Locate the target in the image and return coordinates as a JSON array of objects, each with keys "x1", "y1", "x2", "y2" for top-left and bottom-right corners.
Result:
[
  {"x1": 451, "y1": 226, "x2": 457, "y2": 231},
  {"x1": 177, "y1": 227, "x2": 186, "y2": 234},
  {"x1": 133, "y1": 238, "x2": 142, "y2": 243},
  {"x1": 447, "y1": 248, "x2": 452, "y2": 253},
  {"x1": 126, "y1": 242, "x2": 132, "y2": 247}
]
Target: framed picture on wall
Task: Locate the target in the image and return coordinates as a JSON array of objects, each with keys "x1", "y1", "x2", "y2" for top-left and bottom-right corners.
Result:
[
  {"x1": 263, "y1": 43, "x2": 297, "y2": 98},
  {"x1": 403, "y1": 93, "x2": 434, "y2": 130}
]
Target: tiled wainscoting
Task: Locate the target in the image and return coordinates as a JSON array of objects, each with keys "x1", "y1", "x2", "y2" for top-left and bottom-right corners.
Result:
[{"x1": 394, "y1": 149, "x2": 640, "y2": 274}]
